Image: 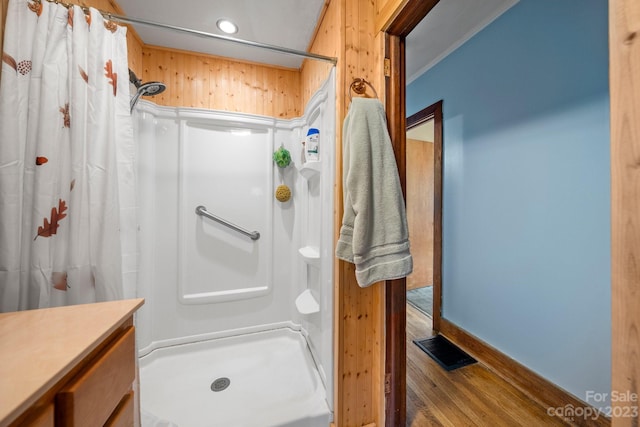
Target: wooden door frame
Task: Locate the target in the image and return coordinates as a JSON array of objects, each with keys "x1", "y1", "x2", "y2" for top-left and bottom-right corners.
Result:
[
  {"x1": 406, "y1": 101, "x2": 443, "y2": 332},
  {"x1": 382, "y1": 2, "x2": 441, "y2": 426}
]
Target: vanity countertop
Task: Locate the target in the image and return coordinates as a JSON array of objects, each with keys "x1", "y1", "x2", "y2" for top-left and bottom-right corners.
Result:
[{"x1": 0, "y1": 298, "x2": 144, "y2": 426}]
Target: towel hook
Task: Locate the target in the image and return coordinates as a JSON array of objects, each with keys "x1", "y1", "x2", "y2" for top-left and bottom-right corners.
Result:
[{"x1": 349, "y1": 78, "x2": 378, "y2": 101}]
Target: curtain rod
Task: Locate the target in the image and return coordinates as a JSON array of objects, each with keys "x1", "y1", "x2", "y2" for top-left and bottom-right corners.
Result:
[
  {"x1": 34, "y1": 0, "x2": 338, "y2": 65},
  {"x1": 107, "y1": 13, "x2": 338, "y2": 65}
]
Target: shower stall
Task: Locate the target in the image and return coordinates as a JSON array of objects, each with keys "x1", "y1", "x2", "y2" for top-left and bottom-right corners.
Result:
[{"x1": 133, "y1": 70, "x2": 336, "y2": 427}]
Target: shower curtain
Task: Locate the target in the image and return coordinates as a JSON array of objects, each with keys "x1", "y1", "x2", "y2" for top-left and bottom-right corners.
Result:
[{"x1": 0, "y1": 0, "x2": 134, "y2": 312}]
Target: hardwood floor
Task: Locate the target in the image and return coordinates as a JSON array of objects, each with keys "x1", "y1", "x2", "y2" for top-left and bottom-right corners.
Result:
[{"x1": 406, "y1": 304, "x2": 570, "y2": 426}]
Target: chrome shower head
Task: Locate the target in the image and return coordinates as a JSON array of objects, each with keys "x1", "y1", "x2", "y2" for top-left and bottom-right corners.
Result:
[
  {"x1": 139, "y1": 81, "x2": 166, "y2": 96},
  {"x1": 129, "y1": 69, "x2": 167, "y2": 113}
]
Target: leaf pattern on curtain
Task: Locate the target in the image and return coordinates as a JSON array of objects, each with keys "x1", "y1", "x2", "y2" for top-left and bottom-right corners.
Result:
[
  {"x1": 2, "y1": 53, "x2": 17, "y2": 71},
  {"x1": 34, "y1": 199, "x2": 67, "y2": 240},
  {"x1": 52, "y1": 272, "x2": 68, "y2": 291},
  {"x1": 104, "y1": 21, "x2": 117, "y2": 33},
  {"x1": 59, "y1": 103, "x2": 70, "y2": 127},
  {"x1": 27, "y1": 0, "x2": 41, "y2": 16},
  {"x1": 78, "y1": 66, "x2": 88, "y2": 83},
  {"x1": 36, "y1": 156, "x2": 48, "y2": 165},
  {"x1": 104, "y1": 60, "x2": 117, "y2": 96}
]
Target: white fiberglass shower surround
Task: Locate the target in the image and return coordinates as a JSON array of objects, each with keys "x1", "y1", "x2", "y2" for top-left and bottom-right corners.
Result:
[{"x1": 134, "y1": 71, "x2": 335, "y2": 427}]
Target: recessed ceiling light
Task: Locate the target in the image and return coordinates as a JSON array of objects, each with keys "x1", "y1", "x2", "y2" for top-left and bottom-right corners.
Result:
[{"x1": 216, "y1": 19, "x2": 238, "y2": 35}]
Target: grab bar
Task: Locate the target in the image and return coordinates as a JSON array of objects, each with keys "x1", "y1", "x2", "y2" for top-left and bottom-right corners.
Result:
[{"x1": 195, "y1": 205, "x2": 260, "y2": 241}]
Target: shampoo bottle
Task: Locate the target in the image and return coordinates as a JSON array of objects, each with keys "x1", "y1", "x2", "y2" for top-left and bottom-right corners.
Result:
[{"x1": 305, "y1": 128, "x2": 320, "y2": 162}]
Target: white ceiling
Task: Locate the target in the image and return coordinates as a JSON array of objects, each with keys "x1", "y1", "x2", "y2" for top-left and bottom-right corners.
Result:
[{"x1": 116, "y1": 0, "x2": 517, "y2": 79}]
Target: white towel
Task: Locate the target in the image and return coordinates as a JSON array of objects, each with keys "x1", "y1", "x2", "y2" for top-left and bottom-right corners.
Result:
[{"x1": 336, "y1": 97, "x2": 413, "y2": 287}]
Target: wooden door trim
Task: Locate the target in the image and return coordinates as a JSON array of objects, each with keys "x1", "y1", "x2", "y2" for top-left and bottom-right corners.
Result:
[
  {"x1": 382, "y1": 2, "x2": 440, "y2": 426},
  {"x1": 406, "y1": 101, "x2": 443, "y2": 332},
  {"x1": 383, "y1": 32, "x2": 406, "y2": 427},
  {"x1": 610, "y1": 0, "x2": 640, "y2": 423},
  {"x1": 384, "y1": 0, "x2": 440, "y2": 37}
]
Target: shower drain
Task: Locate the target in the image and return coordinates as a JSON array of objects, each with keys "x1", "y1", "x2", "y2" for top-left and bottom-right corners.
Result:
[{"x1": 211, "y1": 377, "x2": 230, "y2": 392}]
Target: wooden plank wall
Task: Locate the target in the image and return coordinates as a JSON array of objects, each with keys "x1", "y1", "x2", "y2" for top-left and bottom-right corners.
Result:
[
  {"x1": 343, "y1": 3, "x2": 386, "y2": 425},
  {"x1": 307, "y1": 0, "x2": 388, "y2": 425},
  {"x1": 300, "y1": 0, "x2": 337, "y2": 111},
  {"x1": 610, "y1": 0, "x2": 640, "y2": 425},
  {"x1": 340, "y1": 0, "x2": 386, "y2": 426},
  {"x1": 141, "y1": 46, "x2": 302, "y2": 118}
]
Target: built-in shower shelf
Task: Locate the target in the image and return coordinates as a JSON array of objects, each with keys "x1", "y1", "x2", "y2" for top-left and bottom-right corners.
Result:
[
  {"x1": 295, "y1": 289, "x2": 320, "y2": 315},
  {"x1": 298, "y1": 246, "x2": 320, "y2": 265},
  {"x1": 299, "y1": 161, "x2": 321, "y2": 179}
]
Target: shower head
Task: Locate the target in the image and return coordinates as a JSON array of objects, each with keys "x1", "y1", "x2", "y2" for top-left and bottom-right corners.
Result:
[
  {"x1": 139, "y1": 81, "x2": 166, "y2": 96},
  {"x1": 129, "y1": 69, "x2": 167, "y2": 113}
]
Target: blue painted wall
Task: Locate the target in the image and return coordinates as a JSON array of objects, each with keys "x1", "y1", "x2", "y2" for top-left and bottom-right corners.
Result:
[{"x1": 407, "y1": 0, "x2": 610, "y2": 404}]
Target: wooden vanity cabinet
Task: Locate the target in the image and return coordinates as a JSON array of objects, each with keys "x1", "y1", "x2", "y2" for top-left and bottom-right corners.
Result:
[
  {"x1": 9, "y1": 324, "x2": 136, "y2": 427},
  {"x1": 0, "y1": 299, "x2": 143, "y2": 427}
]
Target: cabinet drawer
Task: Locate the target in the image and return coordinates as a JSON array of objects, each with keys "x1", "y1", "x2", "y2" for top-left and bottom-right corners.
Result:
[
  {"x1": 16, "y1": 403, "x2": 54, "y2": 427},
  {"x1": 56, "y1": 327, "x2": 135, "y2": 426},
  {"x1": 105, "y1": 391, "x2": 134, "y2": 427}
]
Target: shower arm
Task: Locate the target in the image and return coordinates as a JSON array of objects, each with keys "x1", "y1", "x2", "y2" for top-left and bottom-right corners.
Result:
[{"x1": 195, "y1": 206, "x2": 260, "y2": 241}]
